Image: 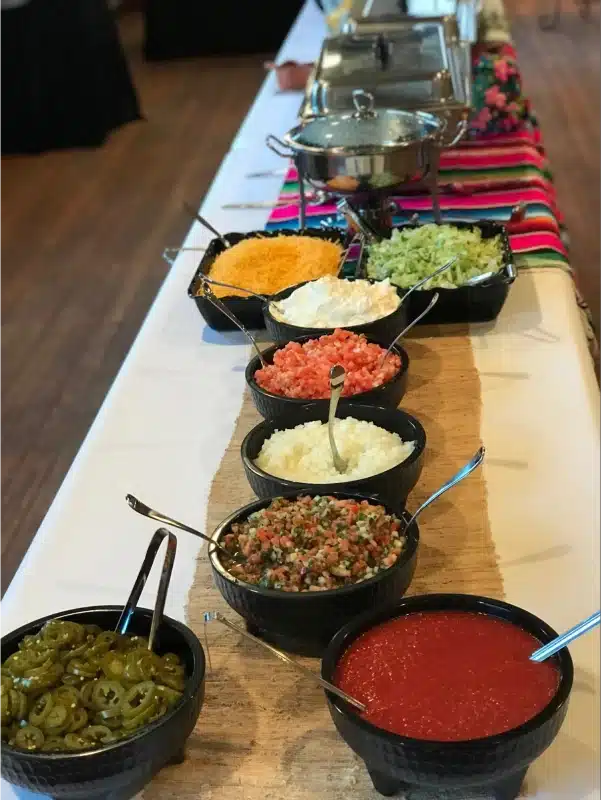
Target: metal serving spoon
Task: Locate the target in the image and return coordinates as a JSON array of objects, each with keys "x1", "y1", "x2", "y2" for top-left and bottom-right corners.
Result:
[
  {"x1": 183, "y1": 202, "x2": 230, "y2": 249},
  {"x1": 530, "y1": 610, "x2": 601, "y2": 663},
  {"x1": 201, "y1": 282, "x2": 267, "y2": 367},
  {"x1": 222, "y1": 190, "x2": 332, "y2": 210},
  {"x1": 115, "y1": 527, "x2": 177, "y2": 652},
  {"x1": 463, "y1": 270, "x2": 498, "y2": 288},
  {"x1": 125, "y1": 494, "x2": 240, "y2": 563},
  {"x1": 404, "y1": 447, "x2": 486, "y2": 532},
  {"x1": 380, "y1": 293, "x2": 440, "y2": 366},
  {"x1": 399, "y1": 257, "x2": 457, "y2": 306},
  {"x1": 200, "y1": 275, "x2": 286, "y2": 317},
  {"x1": 328, "y1": 365, "x2": 348, "y2": 474},
  {"x1": 204, "y1": 611, "x2": 366, "y2": 712}
]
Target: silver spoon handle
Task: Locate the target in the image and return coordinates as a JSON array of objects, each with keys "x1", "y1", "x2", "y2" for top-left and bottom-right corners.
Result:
[
  {"x1": 116, "y1": 528, "x2": 177, "y2": 653},
  {"x1": 184, "y1": 202, "x2": 229, "y2": 249},
  {"x1": 328, "y1": 366, "x2": 347, "y2": 474},
  {"x1": 205, "y1": 611, "x2": 366, "y2": 712},
  {"x1": 201, "y1": 284, "x2": 266, "y2": 367},
  {"x1": 125, "y1": 494, "x2": 230, "y2": 558},
  {"x1": 530, "y1": 611, "x2": 601, "y2": 662},
  {"x1": 400, "y1": 257, "x2": 457, "y2": 304},
  {"x1": 381, "y1": 293, "x2": 440, "y2": 364},
  {"x1": 201, "y1": 275, "x2": 269, "y2": 303},
  {"x1": 405, "y1": 446, "x2": 486, "y2": 530}
]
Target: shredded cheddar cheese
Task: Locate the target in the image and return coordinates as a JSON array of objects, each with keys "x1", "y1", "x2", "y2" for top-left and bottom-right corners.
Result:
[{"x1": 201, "y1": 235, "x2": 342, "y2": 298}]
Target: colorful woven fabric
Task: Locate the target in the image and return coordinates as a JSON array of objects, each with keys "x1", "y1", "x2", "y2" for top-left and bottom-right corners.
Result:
[{"x1": 264, "y1": 33, "x2": 597, "y2": 357}]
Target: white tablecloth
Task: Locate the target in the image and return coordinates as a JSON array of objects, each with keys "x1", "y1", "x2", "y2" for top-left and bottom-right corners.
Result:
[{"x1": 2, "y1": 3, "x2": 599, "y2": 798}]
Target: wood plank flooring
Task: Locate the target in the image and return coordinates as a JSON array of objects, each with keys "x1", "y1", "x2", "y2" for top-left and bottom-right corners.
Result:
[
  {"x1": 1, "y1": 13, "x2": 266, "y2": 592},
  {"x1": 506, "y1": 0, "x2": 600, "y2": 332},
  {"x1": 2, "y1": 4, "x2": 599, "y2": 593}
]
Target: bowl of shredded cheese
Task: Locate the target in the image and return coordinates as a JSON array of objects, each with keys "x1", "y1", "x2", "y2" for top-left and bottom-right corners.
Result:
[{"x1": 187, "y1": 228, "x2": 347, "y2": 332}]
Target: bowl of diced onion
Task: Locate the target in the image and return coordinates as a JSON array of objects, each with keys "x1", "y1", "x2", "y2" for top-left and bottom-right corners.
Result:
[{"x1": 240, "y1": 403, "x2": 426, "y2": 509}]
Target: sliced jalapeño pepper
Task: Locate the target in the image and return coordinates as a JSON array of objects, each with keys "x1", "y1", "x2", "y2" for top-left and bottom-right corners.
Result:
[{"x1": 15, "y1": 725, "x2": 44, "y2": 751}]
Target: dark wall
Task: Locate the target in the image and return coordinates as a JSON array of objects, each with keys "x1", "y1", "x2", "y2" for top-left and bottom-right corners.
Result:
[{"x1": 144, "y1": 0, "x2": 306, "y2": 60}]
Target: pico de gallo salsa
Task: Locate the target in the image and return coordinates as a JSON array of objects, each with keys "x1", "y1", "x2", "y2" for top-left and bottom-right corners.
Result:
[{"x1": 219, "y1": 495, "x2": 406, "y2": 592}]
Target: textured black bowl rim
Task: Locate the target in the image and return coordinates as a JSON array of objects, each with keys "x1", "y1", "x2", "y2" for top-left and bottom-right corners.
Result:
[
  {"x1": 186, "y1": 227, "x2": 348, "y2": 302},
  {"x1": 263, "y1": 277, "x2": 404, "y2": 334},
  {"x1": 362, "y1": 219, "x2": 516, "y2": 290},
  {"x1": 208, "y1": 490, "x2": 419, "y2": 600},
  {"x1": 245, "y1": 334, "x2": 410, "y2": 408},
  {"x1": 0, "y1": 605, "x2": 205, "y2": 761},
  {"x1": 321, "y1": 593, "x2": 574, "y2": 750},
  {"x1": 241, "y1": 402, "x2": 427, "y2": 492}
]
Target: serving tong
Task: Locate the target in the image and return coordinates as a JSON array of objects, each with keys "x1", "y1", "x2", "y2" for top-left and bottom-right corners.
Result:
[
  {"x1": 203, "y1": 611, "x2": 366, "y2": 712},
  {"x1": 115, "y1": 528, "x2": 177, "y2": 652}
]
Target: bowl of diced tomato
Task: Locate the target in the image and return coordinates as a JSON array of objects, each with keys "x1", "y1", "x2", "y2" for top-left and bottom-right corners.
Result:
[
  {"x1": 246, "y1": 329, "x2": 410, "y2": 420},
  {"x1": 208, "y1": 491, "x2": 420, "y2": 658}
]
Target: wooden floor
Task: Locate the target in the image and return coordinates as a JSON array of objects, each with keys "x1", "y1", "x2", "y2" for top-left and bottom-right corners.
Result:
[
  {"x1": 1, "y1": 14, "x2": 266, "y2": 592},
  {"x1": 1, "y1": 5, "x2": 599, "y2": 593},
  {"x1": 506, "y1": 0, "x2": 600, "y2": 332}
]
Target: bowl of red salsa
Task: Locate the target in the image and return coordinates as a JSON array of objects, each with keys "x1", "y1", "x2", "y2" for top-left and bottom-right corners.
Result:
[
  {"x1": 321, "y1": 594, "x2": 573, "y2": 799},
  {"x1": 246, "y1": 330, "x2": 410, "y2": 420}
]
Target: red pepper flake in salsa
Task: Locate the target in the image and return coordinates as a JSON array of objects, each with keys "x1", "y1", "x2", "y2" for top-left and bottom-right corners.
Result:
[
  {"x1": 334, "y1": 611, "x2": 560, "y2": 742},
  {"x1": 219, "y1": 495, "x2": 405, "y2": 592},
  {"x1": 254, "y1": 329, "x2": 401, "y2": 400}
]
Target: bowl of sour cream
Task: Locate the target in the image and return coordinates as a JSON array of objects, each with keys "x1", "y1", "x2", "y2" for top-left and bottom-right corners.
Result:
[{"x1": 263, "y1": 276, "x2": 408, "y2": 344}]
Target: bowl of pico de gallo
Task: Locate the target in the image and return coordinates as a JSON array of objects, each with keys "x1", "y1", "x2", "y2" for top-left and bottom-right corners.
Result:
[{"x1": 208, "y1": 492, "x2": 419, "y2": 657}]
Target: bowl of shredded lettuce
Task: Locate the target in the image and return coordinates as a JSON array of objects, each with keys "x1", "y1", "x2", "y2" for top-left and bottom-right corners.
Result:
[{"x1": 366, "y1": 224, "x2": 505, "y2": 289}]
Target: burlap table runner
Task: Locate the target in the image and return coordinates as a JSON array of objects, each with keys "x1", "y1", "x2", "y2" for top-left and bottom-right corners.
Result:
[{"x1": 143, "y1": 327, "x2": 510, "y2": 800}]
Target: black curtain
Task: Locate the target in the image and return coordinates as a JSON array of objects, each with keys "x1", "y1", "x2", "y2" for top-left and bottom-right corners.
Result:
[
  {"x1": 2, "y1": 0, "x2": 141, "y2": 155},
  {"x1": 144, "y1": 0, "x2": 305, "y2": 60}
]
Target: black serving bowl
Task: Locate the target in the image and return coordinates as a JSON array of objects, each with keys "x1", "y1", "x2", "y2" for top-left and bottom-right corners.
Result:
[
  {"x1": 263, "y1": 277, "x2": 409, "y2": 344},
  {"x1": 187, "y1": 227, "x2": 347, "y2": 332},
  {"x1": 245, "y1": 333, "x2": 410, "y2": 420},
  {"x1": 321, "y1": 593, "x2": 573, "y2": 799},
  {"x1": 361, "y1": 220, "x2": 516, "y2": 325},
  {"x1": 241, "y1": 403, "x2": 426, "y2": 509},
  {"x1": 1, "y1": 606, "x2": 206, "y2": 800},
  {"x1": 208, "y1": 492, "x2": 419, "y2": 657}
]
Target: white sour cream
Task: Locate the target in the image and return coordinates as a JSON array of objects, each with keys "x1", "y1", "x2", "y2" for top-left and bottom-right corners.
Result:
[{"x1": 270, "y1": 276, "x2": 400, "y2": 328}]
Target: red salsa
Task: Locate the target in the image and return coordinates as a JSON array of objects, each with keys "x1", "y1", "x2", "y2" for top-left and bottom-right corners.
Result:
[{"x1": 334, "y1": 611, "x2": 560, "y2": 742}]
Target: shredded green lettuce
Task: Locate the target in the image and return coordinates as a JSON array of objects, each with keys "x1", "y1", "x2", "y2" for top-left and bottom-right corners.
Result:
[{"x1": 366, "y1": 224, "x2": 504, "y2": 289}]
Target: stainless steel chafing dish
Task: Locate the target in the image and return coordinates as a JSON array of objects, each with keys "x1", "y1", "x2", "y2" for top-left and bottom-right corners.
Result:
[
  {"x1": 300, "y1": 16, "x2": 471, "y2": 131},
  {"x1": 348, "y1": 0, "x2": 479, "y2": 43},
  {"x1": 267, "y1": 89, "x2": 467, "y2": 226}
]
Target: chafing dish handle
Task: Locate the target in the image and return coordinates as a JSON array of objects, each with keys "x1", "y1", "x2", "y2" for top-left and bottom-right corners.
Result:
[
  {"x1": 442, "y1": 118, "x2": 469, "y2": 148},
  {"x1": 374, "y1": 34, "x2": 391, "y2": 71},
  {"x1": 266, "y1": 134, "x2": 293, "y2": 158}
]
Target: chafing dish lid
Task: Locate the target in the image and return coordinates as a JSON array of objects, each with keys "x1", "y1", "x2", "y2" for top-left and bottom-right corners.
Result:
[
  {"x1": 321, "y1": 22, "x2": 450, "y2": 79},
  {"x1": 289, "y1": 90, "x2": 444, "y2": 150}
]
